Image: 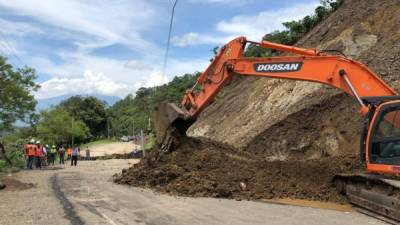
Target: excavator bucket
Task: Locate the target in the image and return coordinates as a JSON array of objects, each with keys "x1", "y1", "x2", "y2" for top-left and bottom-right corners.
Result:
[{"x1": 152, "y1": 102, "x2": 194, "y2": 152}]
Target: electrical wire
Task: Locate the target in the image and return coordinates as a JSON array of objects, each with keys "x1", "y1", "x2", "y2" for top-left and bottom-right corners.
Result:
[
  {"x1": 162, "y1": 0, "x2": 178, "y2": 77},
  {"x1": 0, "y1": 31, "x2": 26, "y2": 66}
]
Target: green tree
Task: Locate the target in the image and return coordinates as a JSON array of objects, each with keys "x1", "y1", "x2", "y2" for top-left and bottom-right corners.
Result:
[
  {"x1": 0, "y1": 56, "x2": 39, "y2": 166},
  {"x1": 107, "y1": 73, "x2": 200, "y2": 137},
  {"x1": 59, "y1": 96, "x2": 107, "y2": 138},
  {"x1": 36, "y1": 107, "x2": 89, "y2": 145},
  {"x1": 245, "y1": 0, "x2": 344, "y2": 57}
]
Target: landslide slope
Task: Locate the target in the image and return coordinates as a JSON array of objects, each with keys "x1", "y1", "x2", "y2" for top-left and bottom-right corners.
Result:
[{"x1": 187, "y1": 0, "x2": 400, "y2": 161}]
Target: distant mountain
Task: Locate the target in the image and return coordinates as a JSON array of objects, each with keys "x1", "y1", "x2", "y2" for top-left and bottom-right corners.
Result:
[{"x1": 36, "y1": 94, "x2": 121, "y2": 111}]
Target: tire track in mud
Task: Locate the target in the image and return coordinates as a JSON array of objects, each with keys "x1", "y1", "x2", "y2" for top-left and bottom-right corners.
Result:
[{"x1": 50, "y1": 174, "x2": 85, "y2": 225}]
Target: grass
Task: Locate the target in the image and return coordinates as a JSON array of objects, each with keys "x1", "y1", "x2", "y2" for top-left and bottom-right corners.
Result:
[
  {"x1": 0, "y1": 157, "x2": 25, "y2": 172},
  {"x1": 138, "y1": 133, "x2": 156, "y2": 150},
  {"x1": 144, "y1": 133, "x2": 156, "y2": 150}
]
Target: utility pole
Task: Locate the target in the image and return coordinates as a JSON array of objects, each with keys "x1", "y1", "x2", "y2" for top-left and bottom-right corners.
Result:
[
  {"x1": 107, "y1": 118, "x2": 110, "y2": 139},
  {"x1": 132, "y1": 118, "x2": 135, "y2": 137},
  {"x1": 141, "y1": 129, "x2": 145, "y2": 158},
  {"x1": 162, "y1": 0, "x2": 178, "y2": 77},
  {"x1": 71, "y1": 117, "x2": 74, "y2": 147}
]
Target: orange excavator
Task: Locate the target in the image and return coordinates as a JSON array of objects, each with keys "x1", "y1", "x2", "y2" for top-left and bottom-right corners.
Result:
[{"x1": 153, "y1": 37, "x2": 400, "y2": 223}]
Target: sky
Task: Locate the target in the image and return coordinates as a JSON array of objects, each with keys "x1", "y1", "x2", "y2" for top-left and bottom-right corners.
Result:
[{"x1": 0, "y1": 0, "x2": 319, "y2": 100}]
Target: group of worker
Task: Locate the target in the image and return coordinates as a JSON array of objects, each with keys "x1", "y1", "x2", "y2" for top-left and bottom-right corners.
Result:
[{"x1": 24, "y1": 139, "x2": 82, "y2": 169}]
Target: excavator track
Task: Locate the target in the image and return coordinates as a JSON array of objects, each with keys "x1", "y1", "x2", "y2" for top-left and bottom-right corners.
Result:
[{"x1": 334, "y1": 173, "x2": 400, "y2": 224}]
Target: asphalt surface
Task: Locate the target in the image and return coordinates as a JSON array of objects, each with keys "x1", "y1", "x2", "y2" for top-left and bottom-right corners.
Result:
[{"x1": 0, "y1": 159, "x2": 388, "y2": 225}]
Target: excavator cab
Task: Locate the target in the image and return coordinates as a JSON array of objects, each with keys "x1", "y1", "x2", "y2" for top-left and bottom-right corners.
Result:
[{"x1": 365, "y1": 99, "x2": 400, "y2": 174}]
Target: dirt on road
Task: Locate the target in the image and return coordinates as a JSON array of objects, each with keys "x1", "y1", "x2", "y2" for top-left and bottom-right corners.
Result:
[{"x1": 114, "y1": 137, "x2": 364, "y2": 203}]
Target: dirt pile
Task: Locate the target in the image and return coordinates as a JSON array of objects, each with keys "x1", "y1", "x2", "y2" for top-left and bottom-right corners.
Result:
[
  {"x1": 187, "y1": 0, "x2": 400, "y2": 160},
  {"x1": 114, "y1": 137, "x2": 363, "y2": 202},
  {"x1": 0, "y1": 177, "x2": 35, "y2": 191}
]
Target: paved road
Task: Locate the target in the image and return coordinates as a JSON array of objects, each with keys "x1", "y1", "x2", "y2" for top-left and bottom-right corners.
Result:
[{"x1": 0, "y1": 159, "x2": 387, "y2": 225}]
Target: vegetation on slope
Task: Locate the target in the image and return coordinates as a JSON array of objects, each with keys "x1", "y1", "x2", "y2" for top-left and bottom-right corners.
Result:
[
  {"x1": 245, "y1": 0, "x2": 344, "y2": 57},
  {"x1": 107, "y1": 73, "x2": 200, "y2": 137}
]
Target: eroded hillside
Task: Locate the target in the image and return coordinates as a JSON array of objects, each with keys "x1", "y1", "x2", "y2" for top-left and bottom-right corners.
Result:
[{"x1": 188, "y1": 0, "x2": 400, "y2": 160}]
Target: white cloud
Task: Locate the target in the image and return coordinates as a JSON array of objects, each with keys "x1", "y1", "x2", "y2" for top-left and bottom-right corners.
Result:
[
  {"x1": 1, "y1": 0, "x2": 318, "y2": 100},
  {"x1": 0, "y1": 38, "x2": 25, "y2": 57},
  {"x1": 0, "y1": 0, "x2": 189, "y2": 99},
  {"x1": 0, "y1": 0, "x2": 162, "y2": 54},
  {"x1": 173, "y1": 32, "x2": 201, "y2": 47},
  {"x1": 172, "y1": 32, "x2": 234, "y2": 47},
  {"x1": 189, "y1": 0, "x2": 250, "y2": 5},
  {"x1": 173, "y1": 2, "x2": 319, "y2": 47},
  {"x1": 125, "y1": 60, "x2": 153, "y2": 71},
  {"x1": 32, "y1": 52, "x2": 209, "y2": 99},
  {"x1": 35, "y1": 70, "x2": 130, "y2": 99},
  {"x1": 0, "y1": 18, "x2": 42, "y2": 37},
  {"x1": 143, "y1": 71, "x2": 169, "y2": 88},
  {"x1": 217, "y1": 3, "x2": 318, "y2": 40}
]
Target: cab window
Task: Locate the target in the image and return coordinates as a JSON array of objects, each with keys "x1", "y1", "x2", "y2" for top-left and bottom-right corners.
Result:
[{"x1": 370, "y1": 107, "x2": 400, "y2": 165}]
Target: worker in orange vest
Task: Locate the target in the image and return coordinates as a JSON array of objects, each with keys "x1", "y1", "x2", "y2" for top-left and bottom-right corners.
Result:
[
  {"x1": 35, "y1": 140, "x2": 43, "y2": 169},
  {"x1": 67, "y1": 147, "x2": 72, "y2": 160},
  {"x1": 25, "y1": 139, "x2": 37, "y2": 169}
]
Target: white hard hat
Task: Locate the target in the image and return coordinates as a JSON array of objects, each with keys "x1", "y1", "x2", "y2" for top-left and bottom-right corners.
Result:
[
  {"x1": 29, "y1": 138, "x2": 35, "y2": 144},
  {"x1": 36, "y1": 140, "x2": 41, "y2": 144}
]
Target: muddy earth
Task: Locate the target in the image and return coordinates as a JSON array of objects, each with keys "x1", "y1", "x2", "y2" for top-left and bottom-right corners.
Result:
[
  {"x1": 114, "y1": 137, "x2": 364, "y2": 203},
  {"x1": 0, "y1": 176, "x2": 35, "y2": 191}
]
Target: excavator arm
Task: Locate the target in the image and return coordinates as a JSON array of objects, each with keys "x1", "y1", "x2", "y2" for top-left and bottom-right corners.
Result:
[{"x1": 181, "y1": 37, "x2": 396, "y2": 118}]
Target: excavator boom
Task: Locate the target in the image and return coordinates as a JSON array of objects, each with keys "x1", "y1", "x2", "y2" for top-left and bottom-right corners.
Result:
[{"x1": 180, "y1": 37, "x2": 396, "y2": 116}]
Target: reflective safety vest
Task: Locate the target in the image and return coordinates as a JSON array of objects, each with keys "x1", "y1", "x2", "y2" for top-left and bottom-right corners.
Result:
[
  {"x1": 49, "y1": 147, "x2": 57, "y2": 154},
  {"x1": 26, "y1": 144, "x2": 36, "y2": 156},
  {"x1": 36, "y1": 146, "x2": 43, "y2": 157}
]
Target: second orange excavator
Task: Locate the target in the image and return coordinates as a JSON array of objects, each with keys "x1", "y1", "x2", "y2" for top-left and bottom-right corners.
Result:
[{"x1": 153, "y1": 37, "x2": 400, "y2": 223}]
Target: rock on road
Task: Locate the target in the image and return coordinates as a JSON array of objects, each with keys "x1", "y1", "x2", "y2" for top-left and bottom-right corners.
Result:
[{"x1": 0, "y1": 159, "x2": 387, "y2": 225}]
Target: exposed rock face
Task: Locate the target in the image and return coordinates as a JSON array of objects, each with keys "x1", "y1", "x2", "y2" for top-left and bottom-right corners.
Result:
[{"x1": 187, "y1": 0, "x2": 400, "y2": 160}]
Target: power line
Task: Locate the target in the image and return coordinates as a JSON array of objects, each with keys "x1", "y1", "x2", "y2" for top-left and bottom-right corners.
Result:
[
  {"x1": 0, "y1": 31, "x2": 26, "y2": 66},
  {"x1": 0, "y1": 40, "x2": 24, "y2": 66},
  {"x1": 162, "y1": 0, "x2": 178, "y2": 77}
]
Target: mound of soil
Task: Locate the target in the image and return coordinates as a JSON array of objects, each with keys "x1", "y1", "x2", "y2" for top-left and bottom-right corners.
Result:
[
  {"x1": 0, "y1": 177, "x2": 35, "y2": 191},
  {"x1": 114, "y1": 137, "x2": 363, "y2": 202}
]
